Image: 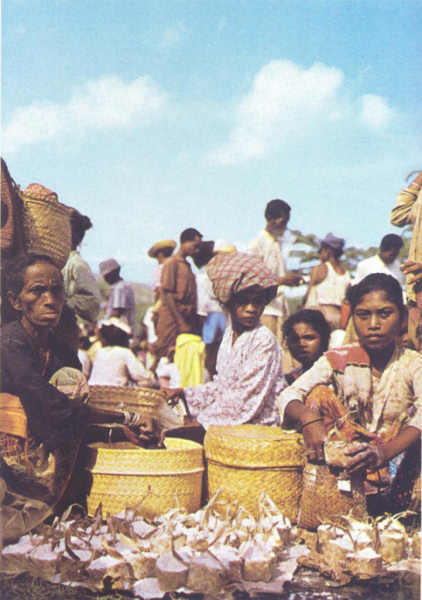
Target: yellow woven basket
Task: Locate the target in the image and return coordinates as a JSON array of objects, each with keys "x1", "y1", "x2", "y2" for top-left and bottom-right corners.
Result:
[
  {"x1": 297, "y1": 463, "x2": 367, "y2": 531},
  {"x1": 22, "y1": 193, "x2": 72, "y2": 269},
  {"x1": 88, "y1": 386, "x2": 163, "y2": 416},
  {"x1": 85, "y1": 437, "x2": 204, "y2": 518},
  {"x1": 204, "y1": 425, "x2": 305, "y2": 523}
]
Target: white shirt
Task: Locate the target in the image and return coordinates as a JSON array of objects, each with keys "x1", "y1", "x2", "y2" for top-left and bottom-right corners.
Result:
[
  {"x1": 89, "y1": 346, "x2": 153, "y2": 387},
  {"x1": 196, "y1": 267, "x2": 222, "y2": 317},
  {"x1": 248, "y1": 229, "x2": 296, "y2": 317},
  {"x1": 353, "y1": 254, "x2": 405, "y2": 286}
]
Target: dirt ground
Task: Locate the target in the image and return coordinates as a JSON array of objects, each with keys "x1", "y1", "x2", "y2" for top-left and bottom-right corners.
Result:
[{"x1": 0, "y1": 567, "x2": 419, "y2": 600}]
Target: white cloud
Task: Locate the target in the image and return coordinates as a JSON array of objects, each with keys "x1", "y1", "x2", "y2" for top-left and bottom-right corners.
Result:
[
  {"x1": 207, "y1": 60, "x2": 395, "y2": 165},
  {"x1": 358, "y1": 94, "x2": 394, "y2": 130},
  {"x1": 3, "y1": 75, "x2": 167, "y2": 153},
  {"x1": 159, "y1": 23, "x2": 186, "y2": 48}
]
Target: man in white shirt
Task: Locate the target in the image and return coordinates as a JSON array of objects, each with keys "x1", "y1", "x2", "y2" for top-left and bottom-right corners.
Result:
[
  {"x1": 354, "y1": 234, "x2": 405, "y2": 286},
  {"x1": 248, "y1": 198, "x2": 303, "y2": 343}
]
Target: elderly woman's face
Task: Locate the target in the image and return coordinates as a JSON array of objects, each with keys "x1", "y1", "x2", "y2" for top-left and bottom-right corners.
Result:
[{"x1": 12, "y1": 261, "x2": 65, "y2": 330}]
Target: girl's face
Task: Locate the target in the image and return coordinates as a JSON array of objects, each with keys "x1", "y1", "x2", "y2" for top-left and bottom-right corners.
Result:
[
  {"x1": 287, "y1": 322, "x2": 322, "y2": 366},
  {"x1": 10, "y1": 261, "x2": 64, "y2": 330},
  {"x1": 353, "y1": 290, "x2": 402, "y2": 352},
  {"x1": 230, "y1": 289, "x2": 267, "y2": 332}
]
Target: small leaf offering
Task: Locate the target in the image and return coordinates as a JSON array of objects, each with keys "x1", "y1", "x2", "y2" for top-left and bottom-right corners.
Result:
[
  {"x1": 155, "y1": 551, "x2": 188, "y2": 591},
  {"x1": 346, "y1": 547, "x2": 382, "y2": 579},
  {"x1": 186, "y1": 552, "x2": 226, "y2": 594}
]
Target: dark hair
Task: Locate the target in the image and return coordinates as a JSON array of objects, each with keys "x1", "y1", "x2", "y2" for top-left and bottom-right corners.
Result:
[
  {"x1": 71, "y1": 210, "x2": 93, "y2": 249},
  {"x1": 156, "y1": 246, "x2": 174, "y2": 258},
  {"x1": 349, "y1": 273, "x2": 405, "y2": 315},
  {"x1": 282, "y1": 309, "x2": 331, "y2": 353},
  {"x1": 180, "y1": 228, "x2": 203, "y2": 243},
  {"x1": 99, "y1": 324, "x2": 130, "y2": 348},
  {"x1": 5, "y1": 252, "x2": 59, "y2": 297},
  {"x1": 228, "y1": 284, "x2": 277, "y2": 309},
  {"x1": 264, "y1": 198, "x2": 291, "y2": 221},
  {"x1": 193, "y1": 240, "x2": 215, "y2": 268},
  {"x1": 320, "y1": 242, "x2": 344, "y2": 260},
  {"x1": 380, "y1": 234, "x2": 403, "y2": 252}
]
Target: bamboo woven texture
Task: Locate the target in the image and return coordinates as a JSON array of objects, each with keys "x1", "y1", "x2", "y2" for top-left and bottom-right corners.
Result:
[
  {"x1": 88, "y1": 386, "x2": 163, "y2": 416},
  {"x1": 297, "y1": 463, "x2": 367, "y2": 531},
  {"x1": 0, "y1": 394, "x2": 28, "y2": 438},
  {"x1": 204, "y1": 425, "x2": 305, "y2": 523},
  {"x1": 21, "y1": 191, "x2": 71, "y2": 269},
  {"x1": 85, "y1": 438, "x2": 204, "y2": 518}
]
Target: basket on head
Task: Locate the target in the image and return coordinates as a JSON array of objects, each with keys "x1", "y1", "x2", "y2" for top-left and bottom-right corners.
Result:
[
  {"x1": 297, "y1": 463, "x2": 367, "y2": 531},
  {"x1": 21, "y1": 183, "x2": 72, "y2": 269},
  {"x1": 85, "y1": 437, "x2": 204, "y2": 518},
  {"x1": 204, "y1": 425, "x2": 305, "y2": 523},
  {"x1": 88, "y1": 386, "x2": 164, "y2": 417}
]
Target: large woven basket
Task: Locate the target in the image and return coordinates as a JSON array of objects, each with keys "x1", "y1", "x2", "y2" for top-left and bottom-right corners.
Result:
[
  {"x1": 85, "y1": 438, "x2": 204, "y2": 518},
  {"x1": 204, "y1": 425, "x2": 305, "y2": 523},
  {"x1": 88, "y1": 386, "x2": 163, "y2": 416},
  {"x1": 22, "y1": 184, "x2": 72, "y2": 269},
  {"x1": 297, "y1": 463, "x2": 367, "y2": 531}
]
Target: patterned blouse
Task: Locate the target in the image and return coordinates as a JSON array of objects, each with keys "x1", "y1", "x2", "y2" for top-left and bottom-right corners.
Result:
[{"x1": 184, "y1": 321, "x2": 285, "y2": 428}]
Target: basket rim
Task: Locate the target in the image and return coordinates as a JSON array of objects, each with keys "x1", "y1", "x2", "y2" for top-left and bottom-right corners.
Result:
[
  {"x1": 87, "y1": 437, "x2": 203, "y2": 452},
  {"x1": 205, "y1": 424, "x2": 301, "y2": 441}
]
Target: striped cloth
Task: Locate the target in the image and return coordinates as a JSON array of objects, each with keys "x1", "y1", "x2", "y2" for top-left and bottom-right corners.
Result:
[{"x1": 206, "y1": 251, "x2": 279, "y2": 304}]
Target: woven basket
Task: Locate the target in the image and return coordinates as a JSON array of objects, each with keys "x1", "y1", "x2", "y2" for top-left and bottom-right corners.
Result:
[
  {"x1": 204, "y1": 425, "x2": 305, "y2": 523},
  {"x1": 21, "y1": 185, "x2": 71, "y2": 269},
  {"x1": 88, "y1": 386, "x2": 163, "y2": 416},
  {"x1": 85, "y1": 437, "x2": 204, "y2": 518},
  {"x1": 297, "y1": 463, "x2": 367, "y2": 531}
]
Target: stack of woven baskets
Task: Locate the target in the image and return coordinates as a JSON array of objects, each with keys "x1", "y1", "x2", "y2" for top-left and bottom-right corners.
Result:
[
  {"x1": 204, "y1": 425, "x2": 305, "y2": 523},
  {"x1": 85, "y1": 438, "x2": 205, "y2": 519}
]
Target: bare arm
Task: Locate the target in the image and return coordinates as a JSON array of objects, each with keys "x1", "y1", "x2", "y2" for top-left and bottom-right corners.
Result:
[{"x1": 302, "y1": 263, "x2": 327, "y2": 305}]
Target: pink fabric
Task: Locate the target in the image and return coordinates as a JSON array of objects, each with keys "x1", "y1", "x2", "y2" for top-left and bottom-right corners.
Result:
[
  {"x1": 206, "y1": 252, "x2": 279, "y2": 305},
  {"x1": 184, "y1": 321, "x2": 285, "y2": 428}
]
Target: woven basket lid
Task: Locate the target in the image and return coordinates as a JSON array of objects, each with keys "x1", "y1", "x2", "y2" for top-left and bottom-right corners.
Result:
[
  {"x1": 86, "y1": 437, "x2": 204, "y2": 475},
  {"x1": 204, "y1": 424, "x2": 305, "y2": 468}
]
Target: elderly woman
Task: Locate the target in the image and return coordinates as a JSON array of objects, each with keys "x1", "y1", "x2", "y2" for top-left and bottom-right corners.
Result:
[
  {"x1": 1, "y1": 253, "x2": 161, "y2": 542},
  {"x1": 165, "y1": 252, "x2": 286, "y2": 428}
]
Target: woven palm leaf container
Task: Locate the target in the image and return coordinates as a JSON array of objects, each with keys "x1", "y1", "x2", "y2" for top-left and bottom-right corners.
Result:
[
  {"x1": 297, "y1": 463, "x2": 367, "y2": 531},
  {"x1": 88, "y1": 386, "x2": 163, "y2": 416},
  {"x1": 85, "y1": 438, "x2": 204, "y2": 518},
  {"x1": 204, "y1": 425, "x2": 305, "y2": 523},
  {"x1": 21, "y1": 184, "x2": 72, "y2": 269}
]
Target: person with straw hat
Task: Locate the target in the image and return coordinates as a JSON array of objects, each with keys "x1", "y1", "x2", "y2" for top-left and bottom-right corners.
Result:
[{"x1": 147, "y1": 239, "x2": 177, "y2": 302}]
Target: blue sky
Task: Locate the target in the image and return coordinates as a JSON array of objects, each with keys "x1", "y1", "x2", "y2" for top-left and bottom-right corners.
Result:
[{"x1": 3, "y1": 0, "x2": 421, "y2": 284}]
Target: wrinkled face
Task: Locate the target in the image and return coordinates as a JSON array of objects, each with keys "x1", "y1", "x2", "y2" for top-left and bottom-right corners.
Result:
[
  {"x1": 380, "y1": 246, "x2": 400, "y2": 265},
  {"x1": 184, "y1": 235, "x2": 202, "y2": 256},
  {"x1": 353, "y1": 290, "x2": 402, "y2": 352},
  {"x1": 230, "y1": 289, "x2": 268, "y2": 331},
  {"x1": 11, "y1": 261, "x2": 65, "y2": 330},
  {"x1": 287, "y1": 322, "x2": 323, "y2": 366}
]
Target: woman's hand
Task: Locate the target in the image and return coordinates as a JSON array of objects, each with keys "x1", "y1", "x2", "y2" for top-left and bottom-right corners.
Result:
[
  {"x1": 122, "y1": 416, "x2": 165, "y2": 448},
  {"x1": 163, "y1": 387, "x2": 185, "y2": 407},
  {"x1": 301, "y1": 419, "x2": 326, "y2": 463},
  {"x1": 344, "y1": 441, "x2": 385, "y2": 473}
]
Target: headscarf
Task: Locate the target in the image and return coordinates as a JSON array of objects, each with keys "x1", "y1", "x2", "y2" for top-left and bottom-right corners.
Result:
[{"x1": 206, "y1": 252, "x2": 279, "y2": 305}]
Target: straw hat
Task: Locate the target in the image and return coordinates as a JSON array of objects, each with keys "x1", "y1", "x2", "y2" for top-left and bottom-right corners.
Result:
[{"x1": 147, "y1": 239, "x2": 177, "y2": 258}]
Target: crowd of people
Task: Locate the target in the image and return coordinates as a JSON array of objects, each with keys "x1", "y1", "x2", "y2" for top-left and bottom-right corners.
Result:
[{"x1": 0, "y1": 169, "x2": 421, "y2": 543}]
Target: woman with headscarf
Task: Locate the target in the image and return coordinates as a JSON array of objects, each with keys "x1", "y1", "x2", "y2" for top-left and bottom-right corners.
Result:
[
  {"x1": 165, "y1": 252, "x2": 285, "y2": 429},
  {"x1": 303, "y1": 233, "x2": 350, "y2": 331}
]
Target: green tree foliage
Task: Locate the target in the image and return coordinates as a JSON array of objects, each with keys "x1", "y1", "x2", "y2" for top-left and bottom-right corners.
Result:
[{"x1": 290, "y1": 227, "x2": 412, "y2": 275}]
